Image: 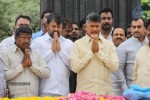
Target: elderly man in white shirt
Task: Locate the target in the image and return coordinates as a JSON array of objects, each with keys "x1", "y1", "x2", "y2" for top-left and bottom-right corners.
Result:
[{"x1": 31, "y1": 13, "x2": 73, "y2": 96}]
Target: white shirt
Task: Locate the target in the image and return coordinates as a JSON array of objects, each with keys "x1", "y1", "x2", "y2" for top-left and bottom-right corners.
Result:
[
  {"x1": 100, "y1": 27, "x2": 114, "y2": 41},
  {"x1": 31, "y1": 33, "x2": 73, "y2": 96},
  {"x1": 0, "y1": 35, "x2": 15, "y2": 47}
]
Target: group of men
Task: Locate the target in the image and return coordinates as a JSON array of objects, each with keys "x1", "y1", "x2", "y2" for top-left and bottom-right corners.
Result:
[{"x1": 0, "y1": 7, "x2": 150, "y2": 98}]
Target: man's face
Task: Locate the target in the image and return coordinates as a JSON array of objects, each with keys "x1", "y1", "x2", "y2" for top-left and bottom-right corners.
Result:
[
  {"x1": 146, "y1": 25, "x2": 150, "y2": 41},
  {"x1": 15, "y1": 18, "x2": 30, "y2": 32},
  {"x1": 15, "y1": 33, "x2": 32, "y2": 51},
  {"x1": 112, "y1": 28, "x2": 126, "y2": 47},
  {"x1": 62, "y1": 24, "x2": 72, "y2": 38},
  {"x1": 42, "y1": 13, "x2": 51, "y2": 33},
  {"x1": 48, "y1": 20, "x2": 62, "y2": 38},
  {"x1": 86, "y1": 21, "x2": 101, "y2": 38},
  {"x1": 42, "y1": 13, "x2": 51, "y2": 24},
  {"x1": 70, "y1": 24, "x2": 80, "y2": 37},
  {"x1": 127, "y1": 27, "x2": 133, "y2": 39},
  {"x1": 100, "y1": 12, "x2": 113, "y2": 31},
  {"x1": 131, "y1": 19, "x2": 145, "y2": 39}
]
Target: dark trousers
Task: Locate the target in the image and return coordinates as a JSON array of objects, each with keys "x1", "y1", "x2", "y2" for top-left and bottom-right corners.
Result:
[{"x1": 69, "y1": 71, "x2": 77, "y2": 93}]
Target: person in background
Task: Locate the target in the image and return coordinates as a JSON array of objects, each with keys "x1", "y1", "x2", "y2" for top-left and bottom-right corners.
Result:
[
  {"x1": 61, "y1": 19, "x2": 73, "y2": 39},
  {"x1": 113, "y1": 18, "x2": 148, "y2": 96},
  {"x1": 70, "y1": 12, "x2": 118, "y2": 95},
  {"x1": 79, "y1": 18, "x2": 86, "y2": 37},
  {"x1": 32, "y1": 9, "x2": 53, "y2": 39},
  {"x1": 133, "y1": 18, "x2": 150, "y2": 87},
  {"x1": 111, "y1": 27, "x2": 126, "y2": 95},
  {"x1": 69, "y1": 22, "x2": 81, "y2": 93},
  {"x1": 0, "y1": 15, "x2": 31, "y2": 47},
  {"x1": 69, "y1": 22, "x2": 81, "y2": 42},
  {"x1": 112, "y1": 27, "x2": 126, "y2": 47},
  {"x1": 0, "y1": 26, "x2": 50, "y2": 98},
  {"x1": 126, "y1": 24, "x2": 132, "y2": 39},
  {"x1": 99, "y1": 8, "x2": 114, "y2": 40},
  {"x1": 31, "y1": 13, "x2": 73, "y2": 97}
]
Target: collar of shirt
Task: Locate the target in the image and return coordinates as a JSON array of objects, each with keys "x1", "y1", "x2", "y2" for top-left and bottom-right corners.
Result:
[
  {"x1": 99, "y1": 27, "x2": 114, "y2": 40},
  {"x1": 145, "y1": 42, "x2": 150, "y2": 48},
  {"x1": 43, "y1": 33, "x2": 65, "y2": 42},
  {"x1": 11, "y1": 44, "x2": 22, "y2": 53},
  {"x1": 11, "y1": 44, "x2": 32, "y2": 53},
  {"x1": 132, "y1": 36, "x2": 148, "y2": 43}
]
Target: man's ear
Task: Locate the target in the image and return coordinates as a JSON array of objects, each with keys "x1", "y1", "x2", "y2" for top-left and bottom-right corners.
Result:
[{"x1": 14, "y1": 36, "x2": 17, "y2": 40}]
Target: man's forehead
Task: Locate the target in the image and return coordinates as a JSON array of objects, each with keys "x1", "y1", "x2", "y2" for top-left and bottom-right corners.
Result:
[
  {"x1": 132, "y1": 19, "x2": 144, "y2": 25},
  {"x1": 17, "y1": 18, "x2": 30, "y2": 24},
  {"x1": 101, "y1": 12, "x2": 112, "y2": 17},
  {"x1": 44, "y1": 13, "x2": 51, "y2": 18}
]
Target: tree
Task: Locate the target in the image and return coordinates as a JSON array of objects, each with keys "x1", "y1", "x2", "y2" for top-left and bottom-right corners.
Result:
[
  {"x1": 141, "y1": 0, "x2": 150, "y2": 20},
  {"x1": 0, "y1": 0, "x2": 40, "y2": 41}
]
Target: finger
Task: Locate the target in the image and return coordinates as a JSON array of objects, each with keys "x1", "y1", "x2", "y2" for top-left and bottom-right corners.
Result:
[{"x1": 54, "y1": 31, "x2": 58, "y2": 38}]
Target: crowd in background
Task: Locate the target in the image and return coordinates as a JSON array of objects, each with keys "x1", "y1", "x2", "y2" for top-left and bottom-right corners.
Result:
[{"x1": 0, "y1": 7, "x2": 150, "y2": 99}]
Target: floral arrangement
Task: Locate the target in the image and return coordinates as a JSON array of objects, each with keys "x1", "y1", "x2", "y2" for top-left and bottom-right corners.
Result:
[
  {"x1": 60, "y1": 91, "x2": 125, "y2": 100},
  {"x1": 0, "y1": 91, "x2": 125, "y2": 100}
]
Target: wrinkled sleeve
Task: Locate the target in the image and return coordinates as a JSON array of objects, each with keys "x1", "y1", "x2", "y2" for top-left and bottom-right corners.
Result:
[
  {"x1": 96, "y1": 42, "x2": 119, "y2": 71},
  {"x1": 0, "y1": 54, "x2": 24, "y2": 81},
  {"x1": 116, "y1": 45, "x2": 128, "y2": 91},
  {"x1": 31, "y1": 40, "x2": 55, "y2": 63},
  {"x1": 132, "y1": 56, "x2": 138, "y2": 84},
  {"x1": 70, "y1": 42, "x2": 93, "y2": 73},
  {"x1": 30, "y1": 53, "x2": 50, "y2": 79},
  {"x1": 58, "y1": 41, "x2": 73, "y2": 69}
]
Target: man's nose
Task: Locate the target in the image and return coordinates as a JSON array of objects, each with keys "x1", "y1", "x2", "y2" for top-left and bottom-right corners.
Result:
[{"x1": 54, "y1": 27, "x2": 59, "y2": 31}]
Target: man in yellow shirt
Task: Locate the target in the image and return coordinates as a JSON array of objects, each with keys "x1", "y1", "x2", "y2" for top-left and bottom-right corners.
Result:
[
  {"x1": 70, "y1": 12, "x2": 119, "y2": 95},
  {"x1": 0, "y1": 26, "x2": 50, "y2": 98},
  {"x1": 133, "y1": 19, "x2": 150, "y2": 87}
]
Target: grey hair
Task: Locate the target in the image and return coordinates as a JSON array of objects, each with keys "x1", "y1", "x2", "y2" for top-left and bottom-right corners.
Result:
[{"x1": 86, "y1": 12, "x2": 101, "y2": 23}]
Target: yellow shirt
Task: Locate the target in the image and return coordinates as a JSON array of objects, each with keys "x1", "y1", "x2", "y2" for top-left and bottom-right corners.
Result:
[
  {"x1": 70, "y1": 34, "x2": 119, "y2": 95},
  {"x1": 133, "y1": 43, "x2": 150, "y2": 87}
]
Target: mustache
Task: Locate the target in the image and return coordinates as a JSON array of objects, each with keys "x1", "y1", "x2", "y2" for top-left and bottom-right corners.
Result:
[
  {"x1": 104, "y1": 23, "x2": 110, "y2": 25},
  {"x1": 116, "y1": 38, "x2": 122, "y2": 41},
  {"x1": 71, "y1": 32, "x2": 77, "y2": 35},
  {"x1": 134, "y1": 31, "x2": 140, "y2": 34},
  {"x1": 50, "y1": 31, "x2": 60, "y2": 38}
]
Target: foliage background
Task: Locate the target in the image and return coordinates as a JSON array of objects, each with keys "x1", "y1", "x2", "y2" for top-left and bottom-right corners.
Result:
[
  {"x1": 141, "y1": 0, "x2": 150, "y2": 20},
  {"x1": 0, "y1": 0, "x2": 40, "y2": 41},
  {"x1": 0, "y1": 0, "x2": 150, "y2": 41}
]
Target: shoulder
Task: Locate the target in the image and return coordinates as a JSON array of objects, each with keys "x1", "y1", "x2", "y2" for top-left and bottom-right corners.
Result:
[
  {"x1": 32, "y1": 30, "x2": 43, "y2": 39},
  {"x1": 1, "y1": 36, "x2": 14, "y2": 44},
  {"x1": 74, "y1": 36, "x2": 86, "y2": 44},
  {"x1": 117, "y1": 38, "x2": 133, "y2": 51},
  {"x1": 32, "y1": 34, "x2": 46, "y2": 43},
  {"x1": 137, "y1": 44, "x2": 148, "y2": 54},
  {"x1": 61, "y1": 36, "x2": 73, "y2": 45}
]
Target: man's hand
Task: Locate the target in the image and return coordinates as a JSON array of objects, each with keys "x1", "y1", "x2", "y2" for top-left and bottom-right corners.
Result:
[
  {"x1": 91, "y1": 37, "x2": 99, "y2": 53},
  {"x1": 22, "y1": 49, "x2": 32, "y2": 68},
  {"x1": 51, "y1": 31, "x2": 61, "y2": 52},
  {"x1": 56, "y1": 37, "x2": 61, "y2": 52},
  {"x1": 26, "y1": 49, "x2": 32, "y2": 67},
  {"x1": 51, "y1": 32, "x2": 57, "y2": 53}
]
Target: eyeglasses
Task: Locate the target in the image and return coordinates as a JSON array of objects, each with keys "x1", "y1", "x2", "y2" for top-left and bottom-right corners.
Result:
[{"x1": 18, "y1": 36, "x2": 32, "y2": 40}]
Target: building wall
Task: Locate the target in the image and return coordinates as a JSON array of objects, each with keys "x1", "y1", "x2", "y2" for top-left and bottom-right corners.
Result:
[{"x1": 40, "y1": 0, "x2": 140, "y2": 29}]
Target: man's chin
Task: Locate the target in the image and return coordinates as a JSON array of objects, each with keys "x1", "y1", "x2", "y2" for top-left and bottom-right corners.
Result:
[{"x1": 102, "y1": 27, "x2": 111, "y2": 31}]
